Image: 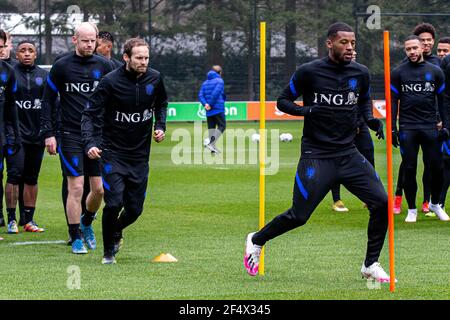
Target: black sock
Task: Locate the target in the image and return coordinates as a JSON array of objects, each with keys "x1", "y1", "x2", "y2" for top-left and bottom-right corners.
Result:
[
  {"x1": 68, "y1": 224, "x2": 81, "y2": 240},
  {"x1": 7, "y1": 208, "x2": 16, "y2": 223},
  {"x1": 81, "y1": 209, "x2": 96, "y2": 226},
  {"x1": 23, "y1": 206, "x2": 35, "y2": 224},
  {"x1": 117, "y1": 210, "x2": 140, "y2": 231}
]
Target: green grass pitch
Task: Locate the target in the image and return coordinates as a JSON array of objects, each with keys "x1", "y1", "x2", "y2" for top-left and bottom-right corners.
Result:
[{"x1": 0, "y1": 121, "x2": 449, "y2": 299}]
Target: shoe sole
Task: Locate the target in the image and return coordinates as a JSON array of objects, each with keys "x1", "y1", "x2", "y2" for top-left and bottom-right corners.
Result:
[
  {"x1": 102, "y1": 259, "x2": 116, "y2": 264},
  {"x1": 361, "y1": 273, "x2": 397, "y2": 283}
]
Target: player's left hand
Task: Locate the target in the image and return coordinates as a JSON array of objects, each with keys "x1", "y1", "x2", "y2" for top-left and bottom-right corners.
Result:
[
  {"x1": 367, "y1": 118, "x2": 384, "y2": 140},
  {"x1": 153, "y1": 129, "x2": 165, "y2": 143}
]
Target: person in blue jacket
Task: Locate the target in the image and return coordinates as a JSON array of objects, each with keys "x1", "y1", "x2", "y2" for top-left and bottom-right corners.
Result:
[{"x1": 198, "y1": 65, "x2": 226, "y2": 154}]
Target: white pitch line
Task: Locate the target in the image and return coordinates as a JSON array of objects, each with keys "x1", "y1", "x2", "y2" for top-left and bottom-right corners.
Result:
[{"x1": 9, "y1": 240, "x2": 66, "y2": 246}]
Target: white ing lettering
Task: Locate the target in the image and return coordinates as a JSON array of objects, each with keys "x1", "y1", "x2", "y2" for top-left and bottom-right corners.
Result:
[
  {"x1": 313, "y1": 92, "x2": 359, "y2": 106},
  {"x1": 114, "y1": 109, "x2": 153, "y2": 123},
  {"x1": 402, "y1": 83, "x2": 435, "y2": 93},
  {"x1": 65, "y1": 81, "x2": 99, "y2": 93},
  {"x1": 16, "y1": 100, "x2": 42, "y2": 109}
]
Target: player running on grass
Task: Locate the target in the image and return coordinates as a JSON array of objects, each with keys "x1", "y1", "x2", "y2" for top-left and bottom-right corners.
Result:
[
  {"x1": 41, "y1": 22, "x2": 114, "y2": 254},
  {"x1": 243, "y1": 22, "x2": 394, "y2": 283},
  {"x1": 82, "y1": 38, "x2": 168, "y2": 264},
  {"x1": 391, "y1": 35, "x2": 449, "y2": 223}
]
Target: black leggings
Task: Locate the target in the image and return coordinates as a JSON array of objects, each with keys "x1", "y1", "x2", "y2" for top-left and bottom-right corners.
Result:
[
  {"x1": 206, "y1": 113, "x2": 226, "y2": 144},
  {"x1": 331, "y1": 127, "x2": 375, "y2": 202},
  {"x1": 398, "y1": 129, "x2": 442, "y2": 209},
  {"x1": 254, "y1": 152, "x2": 388, "y2": 267}
]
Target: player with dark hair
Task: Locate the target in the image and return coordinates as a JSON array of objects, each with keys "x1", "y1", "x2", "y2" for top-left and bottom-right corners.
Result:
[
  {"x1": 82, "y1": 38, "x2": 168, "y2": 264},
  {"x1": 391, "y1": 35, "x2": 449, "y2": 223},
  {"x1": 0, "y1": 29, "x2": 22, "y2": 231},
  {"x1": 0, "y1": 31, "x2": 18, "y2": 67},
  {"x1": 41, "y1": 22, "x2": 114, "y2": 254},
  {"x1": 394, "y1": 23, "x2": 442, "y2": 215},
  {"x1": 437, "y1": 37, "x2": 450, "y2": 60},
  {"x1": 330, "y1": 50, "x2": 375, "y2": 212},
  {"x1": 96, "y1": 31, "x2": 123, "y2": 69},
  {"x1": 3, "y1": 40, "x2": 48, "y2": 233},
  {"x1": 243, "y1": 22, "x2": 394, "y2": 283}
]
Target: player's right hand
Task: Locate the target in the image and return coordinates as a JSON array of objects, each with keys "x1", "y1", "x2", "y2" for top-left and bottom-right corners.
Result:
[
  {"x1": 87, "y1": 147, "x2": 102, "y2": 159},
  {"x1": 45, "y1": 137, "x2": 57, "y2": 155},
  {"x1": 205, "y1": 104, "x2": 211, "y2": 111},
  {"x1": 392, "y1": 130, "x2": 399, "y2": 148}
]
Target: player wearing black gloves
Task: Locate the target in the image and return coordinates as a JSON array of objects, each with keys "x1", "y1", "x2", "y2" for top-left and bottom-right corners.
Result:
[{"x1": 243, "y1": 23, "x2": 394, "y2": 283}]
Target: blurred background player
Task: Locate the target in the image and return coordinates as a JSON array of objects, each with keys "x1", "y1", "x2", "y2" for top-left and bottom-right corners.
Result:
[
  {"x1": 0, "y1": 29, "x2": 22, "y2": 233},
  {"x1": 4, "y1": 40, "x2": 48, "y2": 233},
  {"x1": 437, "y1": 37, "x2": 450, "y2": 60},
  {"x1": 391, "y1": 35, "x2": 449, "y2": 223},
  {"x1": 199, "y1": 65, "x2": 226, "y2": 154},
  {"x1": 41, "y1": 22, "x2": 113, "y2": 254},
  {"x1": 438, "y1": 46, "x2": 450, "y2": 209},
  {"x1": 0, "y1": 31, "x2": 18, "y2": 67},
  {"x1": 96, "y1": 31, "x2": 123, "y2": 69},
  {"x1": 330, "y1": 50, "x2": 375, "y2": 212},
  {"x1": 394, "y1": 23, "x2": 442, "y2": 215}
]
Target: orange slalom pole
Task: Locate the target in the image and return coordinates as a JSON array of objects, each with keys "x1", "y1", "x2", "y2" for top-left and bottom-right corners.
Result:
[
  {"x1": 383, "y1": 30, "x2": 395, "y2": 292},
  {"x1": 259, "y1": 21, "x2": 266, "y2": 276}
]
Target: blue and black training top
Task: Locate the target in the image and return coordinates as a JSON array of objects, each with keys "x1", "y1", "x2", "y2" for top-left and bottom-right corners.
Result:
[
  {"x1": 13, "y1": 63, "x2": 48, "y2": 145},
  {"x1": 40, "y1": 52, "x2": 114, "y2": 138},
  {"x1": 81, "y1": 65, "x2": 168, "y2": 161},
  {"x1": 391, "y1": 59, "x2": 446, "y2": 130},
  {"x1": 277, "y1": 56, "x2": 375, "y2": 159}
]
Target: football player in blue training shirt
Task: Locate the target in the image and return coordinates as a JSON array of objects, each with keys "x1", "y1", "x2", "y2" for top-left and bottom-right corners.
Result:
[
  {"x1": 243, "y1": 22, "x2": 394, "y2": 283},
  {"x1": 82, "y1": 38, "x2": 167, "y2": 264},
  {"x1": 41, "y1": 22, "x2": 114, "y2": 254},
  {"x1": 391, "y1": 35, "x2": 449, "y2": 223}
]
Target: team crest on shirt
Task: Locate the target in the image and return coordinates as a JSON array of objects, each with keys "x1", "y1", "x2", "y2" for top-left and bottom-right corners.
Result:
[
  {"x1": 0, "y1": 72, "x2": 7, "y2": 83},
  {"x1": 92, "y1": 69, "x2": 102, "y2": 80},
  {"x1": 145, "y1": 84, "x2": 154, "y2": 95},
  {"x1": 348, "y1": 78, "x2": 358, "y2": 90},
  {"x1": 425, "y1": 73, "x2": 432, "y2": 81},
  {"x1": 35, "y1": 77, "x2": 43, "y2": 86}
]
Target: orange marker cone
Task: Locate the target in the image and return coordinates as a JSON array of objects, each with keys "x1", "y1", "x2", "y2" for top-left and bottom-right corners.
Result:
[{"x1": 152, "y1": 253, "x2": 178, "y2": 262}]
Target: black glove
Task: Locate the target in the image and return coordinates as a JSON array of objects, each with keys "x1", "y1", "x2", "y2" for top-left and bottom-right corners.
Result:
[
  {"x1": 439, "y1": 128, "x2": 450, "y2": 142},
  {"x1": 367, "y1": 118, "x2": 384, "y2": 140},
  {"x1": 392, "y1": 130, "x2": 399, "y2": 148},
  {"x1": 6, "y1": 143, "x2": 21, "y2": 156}
]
